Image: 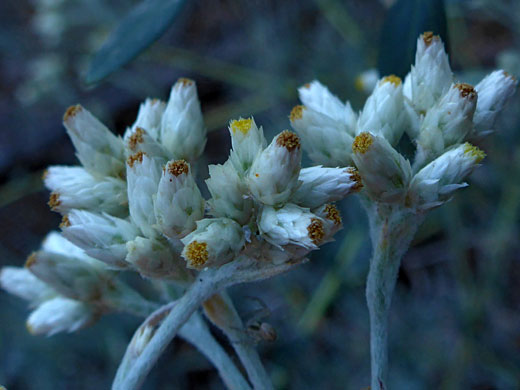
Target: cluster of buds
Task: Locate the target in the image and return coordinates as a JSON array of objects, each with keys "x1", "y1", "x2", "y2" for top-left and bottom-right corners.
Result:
[
  {"x1": 182, "y1": 117, "x2": 362, "y2": 269},
  {"x1": 1, "y1": 78, "x2": 361, "y2": 335},
  {"x1": 291, "y1": 32, "x2": 517, "y2": 211}
]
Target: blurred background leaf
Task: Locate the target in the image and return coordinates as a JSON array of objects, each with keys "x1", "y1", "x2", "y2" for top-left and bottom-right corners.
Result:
[
  {"x1": 377, "y1": 0, "x2": 448, "y2": 77},
  {"x1": 85, "y1": 0, "x2": 187, "y2": 84}
]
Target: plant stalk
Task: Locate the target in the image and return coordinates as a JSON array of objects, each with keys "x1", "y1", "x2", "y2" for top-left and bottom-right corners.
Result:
[{"x1": 364, "y1": 203, "x2": 423, "y2": 390}]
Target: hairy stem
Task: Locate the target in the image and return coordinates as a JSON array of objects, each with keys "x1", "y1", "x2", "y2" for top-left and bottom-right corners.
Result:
[
  {"x1": 364, "y1": 203, "x2": 423, "y2": 390},
  {"x1": 113, "y1": 255, "x2": 300, "y2": 390},
  {"x1": 112, "y1": 293, "x2": 250, "y2": 390},
  {"x1": 204, "y1": 292, "x2": 274, "y2": 390}
]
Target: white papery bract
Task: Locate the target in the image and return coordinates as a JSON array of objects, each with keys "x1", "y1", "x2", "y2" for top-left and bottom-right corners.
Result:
[
  {"x1": 126, "y1": 152, "x2": 162, "y2": 239},
  {"x1": 126, "y1": 237, "x2": 189, "y2": 280},
  {"x1": 258, "y1": 204, "x2": 325, "y2": 250},
  {"x1": 161, "y1": 78, "x2": 206, "y2": 161},
  {"x1": 352, "y1": 132, "x2": 412, "y2": 203},
  {"x1": 290, "y1": 105, "x2": 354, "y2": 166},
  {"x1": 155, "y1": 160, "x2": 204, "y2": 239},
  {"x1": 124, "y1": 126, "x2": 169, "y2": 160},
  {"x1": 61, "y1": 210, "x2": 139, "y2": 268},
  {"x1": 130, "y1": 98, "x2": 166, "y2": 141},
  {"x1": 473, "y1": 70, "x2": 518, "y2": 137},
  {"x1": 206, "y1": 160, "x2": 254, "y2": 225},
  {"x1": 357, "y1": 75, "x2": 407, "y2": 146},
  {"x1": 298, "y1": 80, "x2": 357, "y2": 134},
  {"x1": 181, "y1": 218, "x2": 245, "y2": 270},
  {"x1": 228, "y1": 118, "x2": 266, "y2": 175},
  {"x1": 409, "y1": 143, "x2": 485, "y2": 210},
  {"x1": 27, "y1": 297, "x2": 96, "y2": 336},
  {"x1": 44, "y1": 166, "x2": 127, "y2": 216},
  {"x1": 416, "y1": 83, "x2": 478, "y2": 166},
  {"x1": 292, "y1": 166, "x2": 362, "y2": 209},
  {"x1": 25, "y1": 249, "x2": 110, "y2": 302},
  {"x1": 407, "y1": 32, "x2": 453, "y2": 114},
  {"x1": 248, "y1": 130, "x2": 302, "y2": 206},
  {"x1": 0, "y1": 267, "x2": 55, "y2": 306},
  {"x1": 63, "y1": 105, "x2": 125, "y2": 177}
]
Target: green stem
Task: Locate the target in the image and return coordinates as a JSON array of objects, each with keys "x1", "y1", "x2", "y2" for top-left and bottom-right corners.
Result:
[{"x1": 364, "y1": 203, "x2": 423, "y2": 390}]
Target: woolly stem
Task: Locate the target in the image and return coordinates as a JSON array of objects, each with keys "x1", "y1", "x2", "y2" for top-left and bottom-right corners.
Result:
[
  {"x1": 364, "y1": 203, "x2": 423, "y2": 390},
  {"x1": 112, "y1": 255, "x2": 300, "y2": 390},
  {"x1": 204, "y1": 292, "x2": 274, "y2": 390}
]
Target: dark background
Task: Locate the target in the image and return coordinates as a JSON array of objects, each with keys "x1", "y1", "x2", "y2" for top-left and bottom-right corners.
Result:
[{"x1": 1, "y1": 0, "x2": 519, "y2": 388}]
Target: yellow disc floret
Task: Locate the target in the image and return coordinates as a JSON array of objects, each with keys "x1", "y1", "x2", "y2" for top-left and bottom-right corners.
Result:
[
  {"x1": 421, "y1": 31, "x2": 439, "y2": 46},
  {"x1": 168, "y1": 160, "x2": 189, "y2": 176},
  {"x1": 48, "y1": 192, "x2": 61, "y2": 210},
  {"x1": 60, "y1": 215, "x2": 71, "y2": 228},
  {"x1": 352, "y1": 132, "x2": 374, "y2": 154},
  {"x1": 382, "y1": 75, "x2": 402, "y2": 87},
  {"x1": 324, "y1": 204, "x2": 342, "y2": 226},
  {"x1": 185, "y1": 241, "x2": 208, "y2": 268},
  {"x1": 230, "y1": 118, "x2": 253, "y2": 135},
  {"x1": 455, "y1": 83, "x2": 477, "y2": 99},
  {"x1": 346, "y1": 167, "x2": 363, "y2": 191},
  {"x1": 276, "y1": 130, "x2": 301, "y2": 151},
  {"x1": 463, "y1": 143, "x2": 486, "y2": 163},
  {"x1": 63, "y1": 105, "x2": 82, "y2": 121},
  {"x1": 307, "y1": 218, "x2": 325, "y2": 245},
  {"x1": 128, "y1": 127, "x2": 145, "y2": 151},
  {"x1": 177, "y1": 77, "x2": 194, "y2": 86},
  {"x1": 289, "y1": 105, "x2": 305, "y2": 122},
  {"x1": 127, "y1": 151, "x2": 145, "y2": 168},
  {"x1": 25, "y1": 253, "x2": 37, "y2": 268}
]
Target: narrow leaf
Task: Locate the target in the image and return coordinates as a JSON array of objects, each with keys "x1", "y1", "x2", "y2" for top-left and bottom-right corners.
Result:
[
  {"x1": 85, "y1": 0, "x2": 186, "y2": 84},
  {"x1": 377, "y1": 0, "x2": 449, "y2": 78}
]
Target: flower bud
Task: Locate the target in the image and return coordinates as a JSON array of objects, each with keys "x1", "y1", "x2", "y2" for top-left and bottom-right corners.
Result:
[
  {"x1": 126, "y1": 152, "x2": 162, "y2": 238},
  {"x1": 409, "y1": 32, "x2": 453, "y2": 113},
  {"x1": 258, "y1": 204, "x2": 325, "y2": 250},
  {"x1": 352, "y1": 132, "x2": 412, "y2": 202},
  {"x1": 0, "y1": 267, "x2": 55, "y2": 305},
  {"x1": 247, "y1": 130, "x2": 302, "y2": 206},
  {"x1": 206, "y1": 160, "x2": 254, "y2": 225},
  {"x1": 313, "y1": 203, "x2": 343, "y2": 240},
  {"x1": 61, "y1": 210, "x2": 139, "y2": 268},
  {"x1": 408, "y1": 143, "x2": 485, "y2": 210},
  {"x1": 124, "y1": 126, "x2": 169, "y2": 160},
  {"x1": 44, "y1": 166, "x2": 127, "y2": 216},
  {"x1": 27, "y1": 297, "x2": 97, "y2": 336},
  {"x1": 160, "y1": 78, "x2": 206, "y2": 161},
  {"x1": 473, "y1": 70, "x2": 518, "y2": 137},
  {"x1": 126, "y1": 237, "x2": 190, "y2": 281},
  {"x1": 154, "y1": 160, "x2": 204, "y2": 238},
  {"x1": 290, "y1": 104, "x2": 354, "y2": 166},
  {"x1": 25, "y1": 249, "x2": 110, "y2": 302},
  {"x1": 298, "y1": 80, "x2": 357, "y2": 134},
  {"x1": 228, "y1": 117, "x2": 267, "y2": 175},
  {"x1": 357, "y1": 75, "x2": 407, "y2": 146},
  {"x1": 291, "y1": 166, "x2": 362, "y2": 208},
  {"x1": 416, "y1": 83, "x2": 478, "y2": 164},
  {"x1": 355, "y1": 68, "x2": 380, "y2": 94},
  {"x1": 62, "y1": 105, "x2": 125, "y2": 177},
  {"x1": 129, "y1": 98, "x2": 166, "y2": 140},
  {"x1": 181, "y1": 218, "x2": 245, "y2": 270}
]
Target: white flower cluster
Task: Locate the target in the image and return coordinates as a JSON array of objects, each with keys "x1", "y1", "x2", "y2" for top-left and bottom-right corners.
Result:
[
  {"x1": 1, "y1": 78, "x2": 361, "y2": 335},
  {"x1": 291, "y1": 32, "x2": 517, "y2": 211}
]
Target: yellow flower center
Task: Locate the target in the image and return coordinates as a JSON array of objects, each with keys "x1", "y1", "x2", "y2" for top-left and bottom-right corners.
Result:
[{"x1": 230, "y1": 118, "x2": 253, "y2": 135}]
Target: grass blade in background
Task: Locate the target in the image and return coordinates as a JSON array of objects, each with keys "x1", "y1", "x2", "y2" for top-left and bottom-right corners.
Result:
[
  {"x1": 85, "y1": 0, "x2": 186, "y2": 84},
  {"x1": 377, "y1": 0, "x2": 448, "y2": 78}
]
